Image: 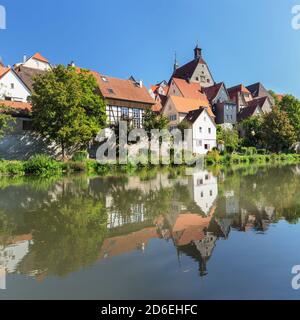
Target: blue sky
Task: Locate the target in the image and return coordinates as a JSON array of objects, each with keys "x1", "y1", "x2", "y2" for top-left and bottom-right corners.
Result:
[{"x1": 1, "y1": 0, "x2": 300, "y2": 96}]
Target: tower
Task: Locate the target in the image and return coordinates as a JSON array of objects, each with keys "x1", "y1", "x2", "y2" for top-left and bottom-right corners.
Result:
[
  {"x1": 194, "y1": 44, "x2": 202, "y2": 60},
  {"x1": 173, "y1": 52, "x2": 179, "y2": 72}
]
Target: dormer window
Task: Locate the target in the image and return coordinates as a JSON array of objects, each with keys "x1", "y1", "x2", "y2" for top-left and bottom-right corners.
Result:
[
  {"x1": 107, "y1": 88, "x2": 115, "y2": 94},
  {"x1": 10, "y1": 83, "x2": 14, "y2": 89}
]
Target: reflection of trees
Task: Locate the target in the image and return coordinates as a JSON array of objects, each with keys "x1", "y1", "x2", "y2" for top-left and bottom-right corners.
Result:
[{"x1": 18, "y1": 186, "x2": 107, "y2": 277}]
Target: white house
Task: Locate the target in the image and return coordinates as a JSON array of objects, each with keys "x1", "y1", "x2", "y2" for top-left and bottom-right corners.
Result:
[
  {"x1": 188, "y1": 170, "x2": 218, "y2": 215},
  {"x1": 0, "y1": 64, "x2": 31, "y2": 102},
  {"x1": 184, "y1": 107, "x2": 217, "y2": 155},
  {"x1": 14, "y1": 52, "x2": 52, "y2": 71}
]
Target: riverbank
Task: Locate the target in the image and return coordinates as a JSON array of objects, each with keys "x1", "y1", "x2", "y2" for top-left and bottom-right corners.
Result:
[{"x1": 1, "y1": 152, "x2": 300, "y2": 177}]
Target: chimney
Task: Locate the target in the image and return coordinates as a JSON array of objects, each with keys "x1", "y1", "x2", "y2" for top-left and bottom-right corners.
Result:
[
  {"x1": 23, "y1": 54, "x2": 27, "y2": 63},
  {"x1": 139, "y1": 80, "x2": 143, "y2": 88}
]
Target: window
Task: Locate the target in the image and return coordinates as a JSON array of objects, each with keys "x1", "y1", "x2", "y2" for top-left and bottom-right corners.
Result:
[
  {"x1": 23, "y1": 120, "x2": 34, "y2": 131},
  {"x1": 121, "y1": 107, "x2": 129, "y2": 117},
  {"x1": 210, "y1": 190, "x2": 213, "y2": 196},
  {"x1": 107, "y1": 88, "x2": 115, "y2": 94},
  {"x1": 201, "y1": 192, "x2": 204, "y2": 198},
  {"x1": 205, "y1": 144, "x2": 210, "y2": 150},
  {"x1": 169, "y1": 115, "x2": 177, "y2": 121},
  {"x1": 196, "y1": 77, "x2": 199, "y2": 81},
  {"x1": 196, "y1": 140, "x2": 202, "y2": 147},
  {"x1": 199, "y1": 127, "x2": 202, "y2": 133},
  {"x1": 197, "y1": 179, "x2": 203, "y2": 186},
  {"x1": 205, "y1": 174, "x2": 209, "y2": 180},
  {"x1": 200, "y1": 76, "x2": 205, "y2": 82},
  {"x1": 207, "y1": 79, "x2": 210, "y2": 83},
  {"x1": 208, "y1": 128, "x2": 211, "y2": 134},
  {"x1": 10, "y1": 83, "x2": 14, "y2": 89}
]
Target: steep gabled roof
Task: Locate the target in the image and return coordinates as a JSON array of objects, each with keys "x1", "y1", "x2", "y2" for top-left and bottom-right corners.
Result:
[
  {"x1": 93, "y1": 72, "x2": 155, "y2": 105},
  {"x1": 246, "y1": 82, "x2": 269, "y2": 98},
  {"x1": 184, "y1": 107, "x2": 216, "y2": 125},
  {"x1": 247, "y1": 96, "x2": 268, "y2": 109},
  {"x1": 228, "y1": 84, "x2": 250, "y2": 96},
  {"x1": 203, "y1": 82, "x2": 226, "y2": 102},
  {"x1": 0, "y1": 65, "x2": 10, "y2": 79},
  {"x1": 172, "y1": 57, "x2": 207, "y2": 80},
  {"x1": 14, "y1": 65, "x2": 47, "y2": 91},
  {"x1": 171, "y1": 77, "x2": 206, "y2": 100},
  {"x1": 237, "y1": 104, "x2": 262, "y2": 122},
  {"x1": 169, "y1": 95, "x2": 212, "y2": 115},
  {"x1": 31, "y1": 52, "x2": 49, "y2": 64}
]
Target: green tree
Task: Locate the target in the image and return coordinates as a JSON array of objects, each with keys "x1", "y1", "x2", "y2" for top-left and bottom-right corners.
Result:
[
  {"x1": 0, "y1": 105, "x2": 15, "y2": 138},
  {"x1": 268, "y1": 90, "x2": 280, "y2": 106},
  {"x1": 262, "y1": 107, "x2": 297, "y2": 152},
  {"x1": 217, "y1": 126, "x2": 240, "y2": 153},
  {"x1": 30, "y1": 65, "x2": 107, "y2": 159},
  {"x1": 143, "y1": 108, "x2": 169, "y2": 136},
  {"x1": 240, "y1": 116, "x2": 264, "y2": 148},
  {"x1": 279, "y1": 95, "x2": 300, "y2": 140}
]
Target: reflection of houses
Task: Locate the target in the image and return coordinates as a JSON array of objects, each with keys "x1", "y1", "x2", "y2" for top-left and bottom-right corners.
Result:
[
  {"x1": 187, "y1": 170, "x2": 218, "y2": 215},
  {"x1": 99, "y1": 226, "x2": 159, "y2": 259},
  {"x1": 0, "y1": 234, "x2": 32, "y2": 274}
]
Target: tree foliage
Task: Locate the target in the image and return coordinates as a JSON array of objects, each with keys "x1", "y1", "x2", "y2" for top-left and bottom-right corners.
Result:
[
  {"x1": 143, "y1": 108, "x2": 169, "y2": 135},
  {"x1": 240, "y1": 116, "x2": 264, "y2": 148},
  {"x1": 0, "y1": 105, "x2": 15, "y2": 138},
  {"x1": 30, "y1": 65, "x2": 107, "y2": 159},
  {"x1": 279, "y1": 94, "x2": 300, "y2": 140},
  {"x1": 217, "y1": 126, "x2": 240, "y2": 152},
  {"x1": 262, "y1": 107, "x2": 297, "y2": 153}
]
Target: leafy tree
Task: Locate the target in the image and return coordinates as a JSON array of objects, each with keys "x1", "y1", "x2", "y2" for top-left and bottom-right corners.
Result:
[
  {"x1": 240, "y1": 116, "x2": 264, "y2": 148},
  {"x1": 0, "y1": 105, "x2": 15, "y2": 138},
  {"x1": 279, "y1": 95, "x2": 300, "y2": 140},
  {"x1": 177, "y1": 119, "x2": 190, "y2": 135},
  {"x1": 262, "y1": 107, "x2": 297, "y2": 152},
  {"x1": 268, "y1": 90, "x2": 280, "y2": 106},
  {"x1": 30, "y1": 65, "x2": 107, "y2": 159},
  {"x1": 217, "y1": 126, "x2": 240, "y2": 152},
  {"x1": 143, "y1": 108, "x2": 169, "y2": 135}
]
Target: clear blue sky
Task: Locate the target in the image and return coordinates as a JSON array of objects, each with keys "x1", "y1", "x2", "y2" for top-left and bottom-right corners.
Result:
[{"x1": 1, "y1": 0, "x2": 300, "y2": 96}]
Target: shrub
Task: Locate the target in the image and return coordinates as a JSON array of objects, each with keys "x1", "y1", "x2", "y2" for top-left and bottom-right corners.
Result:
[
  {"x1": 206, "y1": 150, "x2": 220, "y2": 165},
  {"x1": 72, "y1": 151, "x2": 88, "y2": 162},
  {"x1": 24, "y1": 154, "x2": 62, "y2": 176},
  {"x1": 5, "y1": 161, "x2": 24, "y2": 175}
]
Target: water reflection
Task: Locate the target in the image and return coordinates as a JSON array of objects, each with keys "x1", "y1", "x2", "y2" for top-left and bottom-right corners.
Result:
[{"x1": 0, "y1": 164, "x2": 300, "y2": 288}]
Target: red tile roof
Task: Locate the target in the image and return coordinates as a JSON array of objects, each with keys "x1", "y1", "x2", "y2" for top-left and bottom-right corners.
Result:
[
  {"x1": 171, "y1": 77, "x2": 206, "y2": 100},
  {"x1": 237, "y1": 104, "x2": 262, "y2": 122},
  {"x1": 202, "y1": 82, "x2": 224, "y2": 102},
  {"x1": 0, "y1": 100, "x2": 32, "y2": 113},
  {"x1": 169, "y1": 95, "x2": 212, "y2": 115},
  {"x1": 92, "y1": 72, "x2": 155, "y2": 105},
  {"x1": 173, "y1": 57, "x2": 207, "y2": 80},
  {"x1": 228, "y1": 84, "x2": 250, "y2": 97},
  {"x1": 0, "y1": 65, "x2": 10, "y2": 79},
  {"x1": 31, "y1": 52, "x2": 49, "y2": 63}
]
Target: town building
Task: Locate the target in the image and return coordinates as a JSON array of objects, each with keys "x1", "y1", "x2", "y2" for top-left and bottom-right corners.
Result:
[
  {"x1": 228, "y1": 84, "x2": 253, "y2": 111},
  {"x1": 93, "y1": 73, "x2": 155, "y2": 128},
  {"x1": 203, "y1": 82, "x2": 237, "y2": 126},
  {"x1": 246, "y1": 82, "x2": 275, "y2": 106},
  {"x1": 162, "y1": 95, "x2": 211, "y2": 130},
  {"x1": 0, "y1": 63, "x2": 31, "y2": 102},
  {"x1": 172, "y1": 45, "x2": 215, "y2": 88},
  {"x1": 183, "y1": 107, "x2": 217, "y2": 155}
]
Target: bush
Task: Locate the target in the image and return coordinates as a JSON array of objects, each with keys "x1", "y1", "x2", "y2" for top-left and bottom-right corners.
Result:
[
  {"x1": 6, "y1": 161, "x2": 24, "y2": 175},
  {"x1": 63, "y1": 161, "x2": 87, "y2": 173},
  {"x1": 24, "y1": 154, "x2": 62, "y2": 176},
  {"x1": 72, "y1": 151, "x2": 88, "y2": 162},
  {"x1": 86, "y1": 160, "x2": 110, "y2": 175},
  {"x1": 206, "y1": 150, "x2": 220, "y2": 165}
]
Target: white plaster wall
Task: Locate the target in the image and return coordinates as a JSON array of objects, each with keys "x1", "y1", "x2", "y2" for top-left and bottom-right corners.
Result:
[
  {"x1": 0, "y1": 70, "x2": 30, "y2": 102},
  {"x1": 188, "y1": 170, "x2": 218, "y2": 215},
  {"x1": 168, "y1": 81, "x2": 183, "y2": 97},
  {"x1": 23, "y1": 58, "x2": 51, "y2": 71},
  {"x1": 191, "y1": 63, "x2": 214, "y2": 87},
  {"x1": 192, "y1": 110, "x2": 217, "y2": 155}
]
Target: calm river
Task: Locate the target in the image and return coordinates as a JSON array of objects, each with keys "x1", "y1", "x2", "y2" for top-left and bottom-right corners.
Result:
[{"x1": 0, "y1": 165, "x2": 300, "y2": 300}]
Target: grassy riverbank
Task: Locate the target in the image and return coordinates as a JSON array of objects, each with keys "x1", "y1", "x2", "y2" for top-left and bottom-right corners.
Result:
[{"x1": 1, "y1": 152, "x2": 300, "y2": 177}]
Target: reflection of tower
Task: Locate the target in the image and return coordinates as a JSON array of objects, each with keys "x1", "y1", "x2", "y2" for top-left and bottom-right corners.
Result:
[{"x1": 188, "y1": 170, "x2": 218, "y2": 215}]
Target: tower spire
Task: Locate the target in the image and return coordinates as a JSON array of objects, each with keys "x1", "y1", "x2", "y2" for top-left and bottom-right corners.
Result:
[
  {"x1": 194, "y1": 42, "x2": 202, "y2": 59},
  {"x1": 173, "y1": 51, "x2": 179, "y2": 72}
]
